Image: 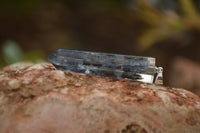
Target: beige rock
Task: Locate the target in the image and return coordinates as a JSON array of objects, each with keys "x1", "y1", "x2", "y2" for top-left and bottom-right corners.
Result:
[{"x1": 0, "y1": 63, "x2": 200, "y2": 133}]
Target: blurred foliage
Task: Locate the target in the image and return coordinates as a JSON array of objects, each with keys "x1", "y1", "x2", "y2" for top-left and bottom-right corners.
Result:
[
  {"x1": 2, "y1": 41, "x2": 24, "y2": 64},
  {"x1": 136, "y1": 0, "x2": 200, "y2": 50},
  {"x1": 0, "y1": 0, "x2": 200, "y2": 68},
  {"x1": 0, "y1": 0, "x2": 200, "y2": 50},
  {"x1": 0, "y1": 0, "x2": 127, "y2": 16},
  {"x1": 0, "y1": 0, "x2": 44, "y2": 16},
  {"x1": 0, "y1": 41, "x2": 44, "y2": 69}
]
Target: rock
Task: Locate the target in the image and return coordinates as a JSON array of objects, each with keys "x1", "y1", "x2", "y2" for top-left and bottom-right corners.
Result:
[{"x1": 0, "y1": 63, "x2": 200, "y2": 133}]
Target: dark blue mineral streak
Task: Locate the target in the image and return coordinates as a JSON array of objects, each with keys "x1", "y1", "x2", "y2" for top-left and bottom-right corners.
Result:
[{"x1": 48, "y1": 49, "x2": 156, "y2": 80}]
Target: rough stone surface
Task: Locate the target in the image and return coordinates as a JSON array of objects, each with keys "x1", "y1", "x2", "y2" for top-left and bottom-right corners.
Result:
[{"x1": 0, "y1": 63, "x2": 200, "y2": 133}]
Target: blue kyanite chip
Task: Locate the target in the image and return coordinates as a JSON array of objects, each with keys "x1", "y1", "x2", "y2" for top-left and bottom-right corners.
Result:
[{"x1": 48, "y1": 49, "x2": 156, "y2": 80}]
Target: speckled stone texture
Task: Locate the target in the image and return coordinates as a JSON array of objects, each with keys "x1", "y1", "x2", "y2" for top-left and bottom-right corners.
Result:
[{"x1": 0, "y1": 63, "x2": 200, "y2": 133}]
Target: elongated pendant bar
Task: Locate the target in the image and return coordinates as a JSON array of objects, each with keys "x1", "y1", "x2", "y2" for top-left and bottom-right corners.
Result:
[{"x1": 48, "y1": 49, "x2": 163, "y2": 84}]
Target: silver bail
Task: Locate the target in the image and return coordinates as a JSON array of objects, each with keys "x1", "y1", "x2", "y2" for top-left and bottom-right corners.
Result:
[{"x1": 154, "y1": 67, "x2": 163, "y2": 85}]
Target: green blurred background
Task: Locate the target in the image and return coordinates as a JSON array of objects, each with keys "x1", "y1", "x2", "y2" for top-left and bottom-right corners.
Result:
[{"x1": 0, "y1": 0, "x2": 200, "y2": 94}]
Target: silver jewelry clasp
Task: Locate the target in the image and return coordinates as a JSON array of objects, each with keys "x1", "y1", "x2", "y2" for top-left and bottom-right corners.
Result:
[{"x1": 154, "y1": 67, "x2": 163, "y2": 85}]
